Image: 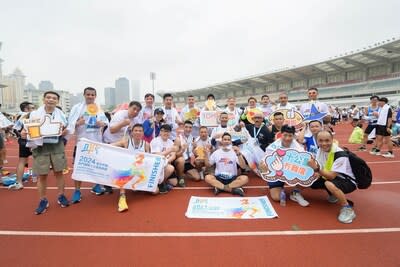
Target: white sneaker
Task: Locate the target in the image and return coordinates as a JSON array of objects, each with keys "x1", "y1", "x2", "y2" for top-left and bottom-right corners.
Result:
[
  {"x1": 382, "y1": 152, "x2": 394, "y2": 158},
  {"x1": 338, "y1": 206, "x2": 356, "y2": 224},
  {"x1": 290, "y1": 191, "x2": 310, "y2": 207},
  {"x1": 8, "y1": 182, "x2": 24, "y2": 190}
]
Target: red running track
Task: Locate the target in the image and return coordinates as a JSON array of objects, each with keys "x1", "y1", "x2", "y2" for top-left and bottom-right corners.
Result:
[{"x1": 0, "y1": 123, "x2": 399, "y2": 267}]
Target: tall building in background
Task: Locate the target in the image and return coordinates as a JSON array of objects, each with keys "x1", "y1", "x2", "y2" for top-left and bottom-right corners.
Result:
[
  {"x1": 131, "y1": 80, "x2": 140, "y2": 101},
  {"x1": 104, "y1": 87, "x2": 116, "y2": 108},
  {"x1": 1, "y1": 68, "x2": 25, "y2": 110},
  {"x1": 115, "y1": 77, "x2": 130, "y2": 104},
  {"x1": 38, "y1": 80, "x2": 54, "y2": 91}
]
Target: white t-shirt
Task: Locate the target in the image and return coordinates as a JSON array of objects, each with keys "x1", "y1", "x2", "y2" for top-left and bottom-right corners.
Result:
[
  {"x1": 275, "y1": 102, "x2": 297, "y2": 111},
  {"x1": 162, "y1": 107, "x2": 181, "y2": 140},
  {"x1": 139, "y1": 106, "x2": 153, "y2": 122},
  {"x1": 316, "y1": 146, "x2": 356, "y2": 184},
  {"x1": 265, "y1": 139, "x2": 304, "y2": 155},
  {"x1": 103, "y1": 110, "x2": 141, "y2": 143},
  {"x1": 150, "y1": 136, "x2": 174, "y2": 153},
  {"x1": 209, "y1": 148, "x2": 239, "y2": 179},
  {"x1": 300, "y1": 101, "x2": 330, "y2": 118}
]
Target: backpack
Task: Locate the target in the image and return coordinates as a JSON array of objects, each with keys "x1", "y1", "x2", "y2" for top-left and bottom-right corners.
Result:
[{"x1": 334, "y1": 148, "x2": 372, "y2": 189}]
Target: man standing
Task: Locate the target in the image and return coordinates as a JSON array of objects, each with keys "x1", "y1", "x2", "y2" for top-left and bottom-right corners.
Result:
[
  {"x1": 259, "y1": 95, "x2": 274, "y2": 119},
  {"x1": 8, "y1": 101, "x2": 35, "y2": 190},
  {"x1": 359, "y1": 96, "x2": 379, "y2": 151},
  {"x1": 275, "y1": 92, "x2": 296, "y2": 110},
  {"x1": 25, "y1": 91, "x2": 69, "y2": 215},
  {"x1": 300, "y1": 87, "x2": 330, "y2": 121},
  {"x1": 161, "y1": 93, "x2": 182, "y2": 140},
  {"x1": 370, "y1": 97, "x2": 394, "y2": 158},
  {"x1": 67, "y1": 87, "x2": 109, "y2": 202}
]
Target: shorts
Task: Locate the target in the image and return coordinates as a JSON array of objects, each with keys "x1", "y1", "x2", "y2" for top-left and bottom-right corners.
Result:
[
  {"x1": 0, "y1": 132, "x2": 4, "y2": 149},
  {"x1": 364, "y1": 124, "x2": 376, "y2": 135},
  {"x1": 311, "y1": 177, "x2": 356, "y2": 194},
  {"x1": 184, "y1": 162, "x2": 195, "y2": 172},
  {"x1": 376, "y1": 125, "x2": 390, "y2": 137},
  {"x1": 268, "y1": 180, "x2": 285, "y2": 189},
  {"x1": 32, "y1": 141, "x2": 67, "y2": 175},
  {"x1": 216, "y1": 175, "x2": 237, "y2": 185},
  {"x1": 18, "y1": 139, "x2": 32, "y2": 158}
]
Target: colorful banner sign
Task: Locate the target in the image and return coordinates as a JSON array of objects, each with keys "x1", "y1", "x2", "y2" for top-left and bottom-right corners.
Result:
[
  {"x1": 183, "y1": 108, "x2": 200, "y2": 123},
  {"x1": 260, "y1": 149, "x2": 316, "y2": 186},
  {"x1": 246, "y1": 108, "x2": 263, "y2": 124},
  {"x1": 25, "y1": 115, "x2": 63, "y2": 140},
  {"x1": 72, "y1": 138, "x2": 165, "y2": 192},
  {"x1": 240, "y1": 139, "x2": 265, "y2": 177},
  {"x1": 200, "y1": 111, "x2": 219, "y2": 127},
  {"x1": 185, "y1": 196, "x2": 278, "y2": 219},
  {"x1": 269, "y1": 108, "x2": 304, "y2": 128}
]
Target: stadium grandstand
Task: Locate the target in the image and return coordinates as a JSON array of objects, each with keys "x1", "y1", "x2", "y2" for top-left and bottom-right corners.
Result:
[{"x1": 160, "y1": 37, "x2": 400, "y2": 108}]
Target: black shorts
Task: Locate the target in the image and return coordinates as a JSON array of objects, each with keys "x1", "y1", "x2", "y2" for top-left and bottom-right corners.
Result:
[
  {"x1": 364, "y1": 124, "x2": 376, "y2": 135},
  {"x1": 311, "y1": 177, "x2": 356, "y2": 194},
  {"x1": 376, "y1": 125, "x2": 390, "y2": 137},
  {"x1": 18, "y1": 138, "x2": 32, "y2": 158},
  {"x1": 216, "y1": 175, "x2": 237, "y2": 185},
  {"x1": 184, "y1": 162, "x2": 195, "y2": 172}
]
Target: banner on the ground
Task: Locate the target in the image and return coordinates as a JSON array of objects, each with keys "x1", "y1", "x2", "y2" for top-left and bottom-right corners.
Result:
[
  {"x1": 200, "y1": 111, "x2": 219, "y2": 127},
  {"x1": 25, "y1": 115, "x2": 63, "y2": 139},
  {"x1": 72, "y1": 138, "x2": 165, "y2": 192},
  {"x1": 260, "y1": 149, "x2": 316, "y2": 186},
  {"x1": 185, "y1": 196, "x2": 278, "y2": 219}
]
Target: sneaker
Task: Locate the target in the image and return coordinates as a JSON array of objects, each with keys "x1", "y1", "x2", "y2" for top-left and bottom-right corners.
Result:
[
  {"x1": 118, "y1": 194, "x2": 128, "y2": 212},
  {"x1": 213, "y1": 187, "x2": 222, "y2": 196},
  {"x1": 231, "y1": 187, "x2": 245, "y2": 197},
  {"x1": 57, "y1": 194, "x2": 70, "y2": 208},
  {"x1": 158, "y1": 183, "x2": 169, "y2": 194},
  {"x1": 91, "y1": 184, "x2": 105, "y2": 195},
  {"x1": 357, "y1": 146, "x2": 366, "y2": 151},
  {"x1": 199, "y1": 171, "x2": 205, "y2": 180},
  {"x1": 382, "y1": 152, "x2": 394, "y2": 158},
  {"x1": 104, "y1": 185, "x2": 113, "y2": 194},
  {"x1": 178, "y1": 178, "x2": 186, "y2": 188},
  {"x1": 290, "y1": 191, "x2": 310, "y2": 207},
  {"x1": 369, "y1": 148, "x2": 377, "y2": 155},
  {"x1": 71, "y1": 190, "x2": 82, "y2": 204},
  {"x1": 327, "y1": 194, "x2": 338, "y2": 204},
  {"x1": 8, "y1": 182, "x2": 23, "y2": 190},
  {"x1": 338, "y1": 206, "x2": 356, "y2": 224},
  {"x1": 35, "y1": 198, "x2": 49, "y2": 215}
]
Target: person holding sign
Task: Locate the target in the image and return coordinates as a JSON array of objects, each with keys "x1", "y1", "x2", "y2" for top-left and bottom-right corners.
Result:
[
  {"x1": 23, "y1": 91, "x2": 69, "y2": 215},
  {"x1": 210, "y1": 112, "x2": 232, "y2": 149},
  {"x1": 68, "y1": 87, "x2": 109, "y2": 203},
  {"x1": 181, "y1": 95, "x2": 200, "y2": 138},
  {"x1": 112, "y1": 124, "x2": 150, "y2": 212},
  {"x1": 193, "y1": 126, "x2": 213, "y2": 180},
  {"x1": 240, "y1": 97, "x2": 260, "y2": 125},
  {"x1": 297, "y1": 120, "x2": 323, "y2": 157},
  {"x1": 150, "y1": 124, "x2": 177, "y2": 193},
  {"x1": 174, "y1": 120, "x2": 200, "y2": 187},
  {"x1": 308, "y1": 131, "x2": 357, "y2": 223},
  {"x1": 204, "y1": 132, "x2": 249, "y2": 196},
  {"x1": 264, "y1": 125, "x2": 310, "y2": 207},
  {"x1": 224, "y1": 97, "x2": 242, "y2": 127}
]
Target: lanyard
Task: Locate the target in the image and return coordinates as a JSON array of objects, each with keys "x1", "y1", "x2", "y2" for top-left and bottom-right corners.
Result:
[{"x1": 253, "y1": 126, "x2": 263, "y2": 138}]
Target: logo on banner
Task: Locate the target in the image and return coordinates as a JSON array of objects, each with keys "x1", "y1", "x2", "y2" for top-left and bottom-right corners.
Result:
[
  {"x1": 269, "y1": 108, "x2": 304, "y2": 129},
  {"x1": 200, "y1": 111, "x2": 219, "y2": 127},
  {"x1": 112, "y1": 154, "x2": 148, "y2": 189},
  {"x1": 183, "y1": 108, "x2": 200, "y2": 123},
  {"x1": 303, "y1": 104, "x2": 327, "y2": 122},
  {"x1": 260, "y1": 149, "x2": 316, "y2": 186}
]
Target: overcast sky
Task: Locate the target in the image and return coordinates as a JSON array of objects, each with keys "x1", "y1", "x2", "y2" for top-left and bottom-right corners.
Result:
[{"x1": 1, "y1": 0, "x2": 399, "y2": 104}]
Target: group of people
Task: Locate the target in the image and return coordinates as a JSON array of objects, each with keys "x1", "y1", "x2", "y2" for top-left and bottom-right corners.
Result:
[{"x1": 1, "y1": 86, "x2": 396, "y2": 224}]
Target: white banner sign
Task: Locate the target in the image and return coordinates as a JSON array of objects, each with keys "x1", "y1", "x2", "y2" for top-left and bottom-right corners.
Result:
[
  {"x1": 0, "y1": 112, "x2": 13, "y2": 128},
  {"x1": 185, "y1": 196, "x2": 278, "y2": 219},
  {"x1": 72, "y1": 138, "x2": 165, "y2": 192},
  {"x1": 200, "y1": 111, "x2": 219, "y2": 127}
]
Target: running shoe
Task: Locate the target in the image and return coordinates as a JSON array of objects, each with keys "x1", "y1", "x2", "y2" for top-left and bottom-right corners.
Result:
[
  {"x1": 57, "y1": 194, "x2": 70, "y2": 208},
  {"x1": 104, "y1": 185, "x2": 113, "y2": 194},
  {"x1": 71, "y1": 190, "x2": 82, "y2": 204},
  {"x1": 91, "y1": 184, "x2": 105, "y2": 195},
  {"x1": 382, "y1": 152, "x2": 394, "y2": 158},
  {"x1": 338, "y1": 206, "x2": 356, "y2": 224},
  {"x1": 178, "y1": 178, "x2": 186, "y2": 188},
  {"x1": 231, "y1": 187, "x2": 245, "y2": 197},
  {"x1": 35, "y1": 198, "x2": 49, "y2": 215},
  {"x1": 8, "y1": 182, "x2": 23, "y2": 190},
  {"x1": 118, "y1": 194, "x2": 128, "y2": 212},
  {"x1": 290, "y1": 191, "x2": 310, "y2": 207}
]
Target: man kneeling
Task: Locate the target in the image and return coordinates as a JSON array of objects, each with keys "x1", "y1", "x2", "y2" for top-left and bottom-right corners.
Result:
[
  {"x1": 308, "y1": 130, "x2": 357, "y2": 224},
  {"x1": 204, "y1": 132, "x2": 248, "y2": 196}
]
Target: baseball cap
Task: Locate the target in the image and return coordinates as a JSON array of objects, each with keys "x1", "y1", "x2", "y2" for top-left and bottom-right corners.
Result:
[{"x1": 154, "y1": 108, "x2": 165, "y2": 115}]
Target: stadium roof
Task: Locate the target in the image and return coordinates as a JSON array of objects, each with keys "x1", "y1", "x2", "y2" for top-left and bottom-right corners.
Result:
[{"x1": 164, "y1": 36, "x2": 400, "y2": 97}]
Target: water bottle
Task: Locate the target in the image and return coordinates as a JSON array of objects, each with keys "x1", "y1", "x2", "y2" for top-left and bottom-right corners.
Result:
[{"x1": 280, "y1": 190, "x2": 286, "y2": 206}]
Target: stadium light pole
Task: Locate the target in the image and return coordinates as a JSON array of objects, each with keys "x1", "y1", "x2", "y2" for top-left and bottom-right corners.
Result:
[{"x1": 150, "y1": 72, "x2": 156, "y2": 96}]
